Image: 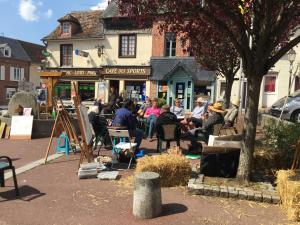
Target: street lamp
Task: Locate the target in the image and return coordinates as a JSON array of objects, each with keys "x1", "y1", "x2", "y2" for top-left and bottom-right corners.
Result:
[{"x1": 288, "y1": 48, "x2": 296, "y2": 95}]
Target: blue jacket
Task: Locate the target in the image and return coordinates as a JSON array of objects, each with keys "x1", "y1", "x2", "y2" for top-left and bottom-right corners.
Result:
[{"x1": 112, "y1": 108, "x2": 137, "y2": 130}]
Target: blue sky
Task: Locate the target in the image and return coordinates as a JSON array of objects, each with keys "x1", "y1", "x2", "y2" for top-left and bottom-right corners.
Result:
[{"x1": 0, "y1": 0, "x2": 108, "y2": 45}]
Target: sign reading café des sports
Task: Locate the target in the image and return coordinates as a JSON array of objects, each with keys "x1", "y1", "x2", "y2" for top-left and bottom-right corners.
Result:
[{"x1": 102, "y1": 66, "x2": 151, "y2": 76}]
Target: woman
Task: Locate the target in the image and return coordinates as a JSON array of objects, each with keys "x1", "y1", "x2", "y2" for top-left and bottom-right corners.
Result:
[{"x1": 144, "y1": 98, "x2": 161, "y2": 141}]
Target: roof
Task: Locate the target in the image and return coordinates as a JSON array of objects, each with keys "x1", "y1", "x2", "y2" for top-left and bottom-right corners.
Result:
[
  {"x1": 150, "y1": 57, "x2": 215, "y2": 82},
  {"x1": 18, "y1": 40, "x2": 45, "y2": 63},
  {"x1": 43, "y1": 10, "x2": 104, "y2": 41},
  {"x1": 102, "y1": 0, "x2": 119, "y2": 18},
  {"x1": 0, "y1": 36, "x2": 31, "y2": 61}
]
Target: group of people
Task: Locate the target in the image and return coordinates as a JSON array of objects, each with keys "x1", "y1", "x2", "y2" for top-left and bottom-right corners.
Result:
[{"x1": 89, "y1": 90, "x2": 240, "y2": 152}]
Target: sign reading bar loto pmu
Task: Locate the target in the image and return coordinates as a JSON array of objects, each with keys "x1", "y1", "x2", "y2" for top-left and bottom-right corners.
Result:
[{"x1": 102, "y1": 66, "x2": 151, "y2": 76}]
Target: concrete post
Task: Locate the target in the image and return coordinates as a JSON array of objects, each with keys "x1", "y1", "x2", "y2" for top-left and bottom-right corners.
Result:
[{"x1": 133, "y1": 172, "x2": 162, "y2": 219}]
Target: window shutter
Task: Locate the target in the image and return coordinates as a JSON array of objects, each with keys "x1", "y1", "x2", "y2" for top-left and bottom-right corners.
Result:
[
  {"x1": 21, "y1": 68, "x2": 25, "y2": 81},
  {"x1": 0, "y1": 66, "x2": 4, "y2": 80},
  {"x1": 10, "y1": 67, "x2": 14, "y2": 81}
]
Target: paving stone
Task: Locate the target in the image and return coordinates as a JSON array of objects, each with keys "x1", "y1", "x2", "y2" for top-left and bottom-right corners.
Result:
[
  {"x1": 271, "y1": 195, "x2": 281, "y2": 204},
  {"x1": 228, "y1": 190, "x2": 239, "y2": 198},
  {"x1": 212, "y1": 186, "x2": 220, "y2": 197},
  {"x1": 220, "y1": 185, "x2": 228, "y2": 190},
  {"x1": 203, "y1": 185, "x2": 213, "y2": 196},
  {"x1": 254, "y1": 193, "x2": 263, "y2": 202},
  {"x1": 198, "y1": 174, "x2": 204, "y2": 183},
  {"x1": 188, "y1": 182, "x2": 196, "y2": 189},
  {"x1": 220, "y1": 189, "x2": 229, "y2": 198},
  {"x1": 189, "y1": 178, "x2": 196, "y2": 184},
  {"x1": 238, "y1": 191, "x2": 248, "y2": 200},
  {"x1": 247, "y1": 192, "x2": 255, "y2": 201},
  {"x1": 227, "y1": 186, "x2": 236, "y2": 191},
  {"x1": 262, "y1": 194, "x2": 272, "y2": 203},
  {"x1": 235, "y1": 187, "x2": 243, "y2": 192}
]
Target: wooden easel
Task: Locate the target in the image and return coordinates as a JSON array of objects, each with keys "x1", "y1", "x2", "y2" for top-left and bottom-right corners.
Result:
[
  {"x1": 43, "y1": 99, "x2": 81, "y2": 164},
  {"x1": 72, "y1": 82, "x2": 93, "y2": 166},
  {"x1": 292, "y1": 138, "x2": 300, "y2": 170}
]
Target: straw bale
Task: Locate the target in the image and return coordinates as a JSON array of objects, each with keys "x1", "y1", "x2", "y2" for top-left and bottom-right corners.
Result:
[
  {"x1": 135, "y1": 154, "x2": 192, "y2": 187},
  {"x1": 276, "y1": 170, "x2": 300, "y2": 221},
  {"x1": 167, "y1": 146, "x2": 183, "y2": 156}
]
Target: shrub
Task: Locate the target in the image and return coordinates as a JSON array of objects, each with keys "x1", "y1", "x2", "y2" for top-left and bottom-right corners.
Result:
[{"x1": 262, "y1": 122, "x2": 300, "y2": 168}]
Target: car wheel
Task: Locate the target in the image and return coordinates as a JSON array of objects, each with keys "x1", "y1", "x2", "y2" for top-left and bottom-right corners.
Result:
[{"x1": 291, "y1": 110, "x2": 300, "y2": 123}]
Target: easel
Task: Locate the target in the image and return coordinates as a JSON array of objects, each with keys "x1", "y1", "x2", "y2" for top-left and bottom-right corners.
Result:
[
  {"x1": 72, "y1": 83, "x2": 94, "y2": 166},
  {"x1": 43, "y1": 99, "x2": 81, "y2": 164},
  {"x1": 292, "y1": 138, "x2": 300, "y2": 170}
]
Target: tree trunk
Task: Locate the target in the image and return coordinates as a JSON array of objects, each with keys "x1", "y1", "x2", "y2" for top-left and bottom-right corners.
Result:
[
  {"x1": 223, "y1": 77, "x2": 234, "y2": 109},
  {"x1": 236, "y1": 74, "x2": 263, "y2": 182}
]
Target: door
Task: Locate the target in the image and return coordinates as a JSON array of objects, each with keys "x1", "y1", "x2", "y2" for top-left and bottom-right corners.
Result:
[{"x1": 262, "y1": 75, "x2": 277, "y2": 108}]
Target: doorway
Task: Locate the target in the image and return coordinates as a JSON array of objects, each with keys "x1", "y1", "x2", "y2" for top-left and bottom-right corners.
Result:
[{"x1": 109, "y1": 80, "x2": 120, "y2": 94}]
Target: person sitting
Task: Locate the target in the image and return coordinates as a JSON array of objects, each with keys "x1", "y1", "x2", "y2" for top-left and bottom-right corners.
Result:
[
  {"x1": 170, "y1": 98, "x2": 185, "y2": 117},
  {"x1": 144, "y1": 98, "x2": 161, "y2": 141},
  {"x1": 181, "y1": 97, "x2": 208, "y2": 130},
  {"x1": 156, "y1": 105, "x2": 181, "y2": 145},
  {"x1": 185, "y1": 102, "x2": 225, "y2": 149},
  {"x1": 224, "y1": 99, "x2": 239, "y2": 127},
  {"x1": 112, "y1": 99, "x2": 143, "y2": 149}
]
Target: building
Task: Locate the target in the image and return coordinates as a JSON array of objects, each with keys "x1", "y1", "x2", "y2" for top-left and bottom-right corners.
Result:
[
  {"x1": 149, "y1": 23, "x2": 215, "y2": 111},
  {"x1": 215, "y1": 43, "x2": 300, "y2": 109},
  {"x1": 41, "y1": 10, "x2": 104, "y2": 106},
  {"x1": 0, "y1": 36, "x2": 44, "y2": 106}
]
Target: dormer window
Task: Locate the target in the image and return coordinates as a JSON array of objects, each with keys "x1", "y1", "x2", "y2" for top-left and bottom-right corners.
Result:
[
  {"x1": 61, "y1": 22, "x2": 71, "y2": 34},
  {"x1": 0, "y1": 44, "x2": 11, "y2": 57}
]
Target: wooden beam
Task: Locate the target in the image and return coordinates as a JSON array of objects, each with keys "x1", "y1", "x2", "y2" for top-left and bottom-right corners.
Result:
[{"x1": 39, "y1": 71, "x2": 64, "y2": 77}]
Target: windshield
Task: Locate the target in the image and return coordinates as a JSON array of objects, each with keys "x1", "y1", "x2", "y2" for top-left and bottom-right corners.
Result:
[{"x1": 291, "y1": 89, "x2": 300, "y2": 97}]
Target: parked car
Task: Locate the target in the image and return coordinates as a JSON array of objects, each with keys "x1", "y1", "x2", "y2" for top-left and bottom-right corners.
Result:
[{"x1": 269, "y1": 90, "x2": 300, "y2": 123}]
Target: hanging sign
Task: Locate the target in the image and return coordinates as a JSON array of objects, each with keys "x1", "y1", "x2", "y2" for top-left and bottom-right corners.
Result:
[
  {"x1": 42, "y1": 50, "x2": 51, "y2": 58},
  {"x1": 75, "y1": 49, "x2": 89, "y2": 57}
]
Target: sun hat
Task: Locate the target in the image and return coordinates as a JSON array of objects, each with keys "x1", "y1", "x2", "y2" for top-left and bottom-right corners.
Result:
[
  {"x1": 231, "y1": 98, "x2": 240, "y2": 107},
  {"x1": 208, "y1": 102, "x2": 225, "y2": 113}
]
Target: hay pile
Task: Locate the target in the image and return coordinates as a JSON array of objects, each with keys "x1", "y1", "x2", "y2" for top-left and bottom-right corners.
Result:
[
  {"x1": 135, "y1": 154, "x2": 192, "y2": 187},
  {"x1": 276, "y1": 170, "x2": 300, "y2": 221}
]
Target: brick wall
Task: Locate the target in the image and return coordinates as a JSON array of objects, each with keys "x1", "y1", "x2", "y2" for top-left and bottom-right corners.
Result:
[
  {"x1": 152, "y1": 23, "x2": 190, "y2": 57},
  {"x1": 0, "y1": 57, "x2": 30, "y2": 105},
  {"x1": 149, "y1": 80, "x2": 158, "y2": 99}
]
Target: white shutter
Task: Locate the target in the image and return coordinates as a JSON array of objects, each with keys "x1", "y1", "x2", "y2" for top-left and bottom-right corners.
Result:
[
  {"x1": 21, "y1": 68, "x2": 25, "y2": 81},
  {"x1": 0, "y1": 66, "x2": 4, "y2": 80},
  {"x1": 10, "y1": 67, "x2": 14, "y2": 81}
]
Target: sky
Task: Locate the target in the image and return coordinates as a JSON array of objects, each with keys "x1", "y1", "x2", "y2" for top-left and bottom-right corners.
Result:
[{"x1": 0, "y1": 0, "x2": 109, "y2": 45}]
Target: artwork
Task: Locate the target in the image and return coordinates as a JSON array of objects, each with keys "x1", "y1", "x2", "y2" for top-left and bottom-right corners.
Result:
[
  {"x1": 23, "y1": 108, "x2": 32, "y2": 116},
  {"x1": 97, "y1": 82, "x2": 107, "y2": 103},
  {"x1": 10, "y1": 116, "x2": 33, "y2": 140},
  {"x1": 79, "y1": 104, "x2": 95, "y2": 145}
]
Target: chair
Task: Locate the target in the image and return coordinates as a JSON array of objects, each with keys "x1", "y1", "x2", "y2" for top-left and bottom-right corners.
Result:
[
  {"x1": 0, "y1": 156, "x2": 19, "y2": 196},
  {"x1": 108, "y1": 129, "x2": 137, "y2": 169},
  {"x1": 156, "y1": 123, "x2": 181, "y2": 153}
]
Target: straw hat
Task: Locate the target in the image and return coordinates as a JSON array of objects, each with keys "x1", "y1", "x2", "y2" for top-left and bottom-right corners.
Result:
[
  {"x1": 231, "y1": 98, "x2": 240, "y2": 107},
  {"x1": 208, "y1": 102, "x2": 225, "y2": 113},
  {"x1": 196, "y1": 97, "x2": 204, "y2": 103}
]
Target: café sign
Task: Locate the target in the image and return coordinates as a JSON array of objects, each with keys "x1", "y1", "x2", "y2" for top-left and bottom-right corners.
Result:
[
  {"x1": 102, "y1": 66, "x2": 151, "y2": 76},
  {"x1": 45, "y1": 68, "x2": 99, "y2": 77}
]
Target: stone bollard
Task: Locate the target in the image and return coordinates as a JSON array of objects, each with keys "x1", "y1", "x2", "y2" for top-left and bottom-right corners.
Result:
[{"x1": 133, "y1": 172, "x2": 162, "y2": 219}]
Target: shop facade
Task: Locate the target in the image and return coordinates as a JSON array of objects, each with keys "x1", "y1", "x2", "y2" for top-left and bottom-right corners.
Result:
[{"x1": 150, "y1": 57, "x2": 215, "y2": 111}]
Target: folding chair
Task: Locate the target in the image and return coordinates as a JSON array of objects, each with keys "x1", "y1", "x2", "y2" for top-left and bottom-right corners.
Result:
[
  {"x1": 0, "y1": 156, "x2": 19, "y2": 196},
  {"x1": 156, "y1": 123, "x2": 181, "y2": 153},
  {"x1": 108, "y1": 129, "x2": 137, "y2": 169}
]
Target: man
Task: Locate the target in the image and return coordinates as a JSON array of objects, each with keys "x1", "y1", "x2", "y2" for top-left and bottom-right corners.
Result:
[
  {"x1": 224, "y1": 99, "x2": 239, "y2": 127},
  {"x1": 112, "y1": 99, "x2": 143, "y2": 149},
  {"x1": 181, "y1": 97, "x2": 207, "y2": 129},
  {"x1": 170, "y1": 98, "x2": 185, "y2": 117},
  {"x1": 185, "y1": 102, "x2": 225, "y2": 148},
  {"x1": 104, "y1": 86, "x2": 119, "y2": 113}
]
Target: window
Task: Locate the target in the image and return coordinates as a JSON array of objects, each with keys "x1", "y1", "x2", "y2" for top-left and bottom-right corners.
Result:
[
  {"x1": 13, "y1": 68, "x2": 22, "y2": 81},
  {"x1": 61, "y1": 22, "x2": 71, "y2": 34},
  {"x1": 0, "y1": 47, "x2": 11, "y2": 57},
  {"x1": 165, "y1": 32, "x2": 176, "y2": 57},
  {"x1": 264, "y1": 76, "x2": 277, "y2": 93},
  {"x1": 295, "y1": 77, "x2": 300, "y2": 92},
  {"x1": 6, "y1": 88, "x2": 16, "y2": 99},
  {"x1": 0, "y1": 65, "x2": 4, "y2": 80},
  {"x1": 60, "y1": 44, "x2": 73, "y2": 66},
  {"x1": 119, "y1": 34, "x2": 136, "y2": 57}
]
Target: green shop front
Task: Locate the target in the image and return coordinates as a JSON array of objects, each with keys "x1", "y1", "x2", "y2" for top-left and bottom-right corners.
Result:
[{"x1": 151, "y1": 57, "x2": 215, "y2": 111}]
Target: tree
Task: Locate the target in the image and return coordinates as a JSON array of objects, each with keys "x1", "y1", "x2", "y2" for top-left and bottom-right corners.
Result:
[{"x1": 119, "y1": 0, "x2": 300, "y2": 181}]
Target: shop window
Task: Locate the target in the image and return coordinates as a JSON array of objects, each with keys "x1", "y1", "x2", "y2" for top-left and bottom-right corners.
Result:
[
  {"x1": 61, "y1": 22, "x2": 71, "y2": 34},
  {"x1": 165, "y1": 32, "x2": 176, "y2": 57},
  {"x1": 78, "y1": 82, "x2": 95, "y2": 101},
  {"x1": 60, "y1": 44, "x2": 73, "y2": 66},
  {"x1": 158, "y1": 81, "x2": 168, "y2": 99},
  {"x1": 54, "y1": 83, "x2": 71, "y2": 100},
  {"x1": 119, "y1": 34, "x2": 136, "y2": 57},
  {"x1": 264, "y1": 76, "x2": 276, "y2": 93},
  {"x1": 295, "y1": 77, "x2": 300, "y2": 92},
  {"x1": 6, "y1": 87, "x2": 16, "y2": 99},
  {"x1": 125, "y1": 81, "x2": 146, "y2": 102}
]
